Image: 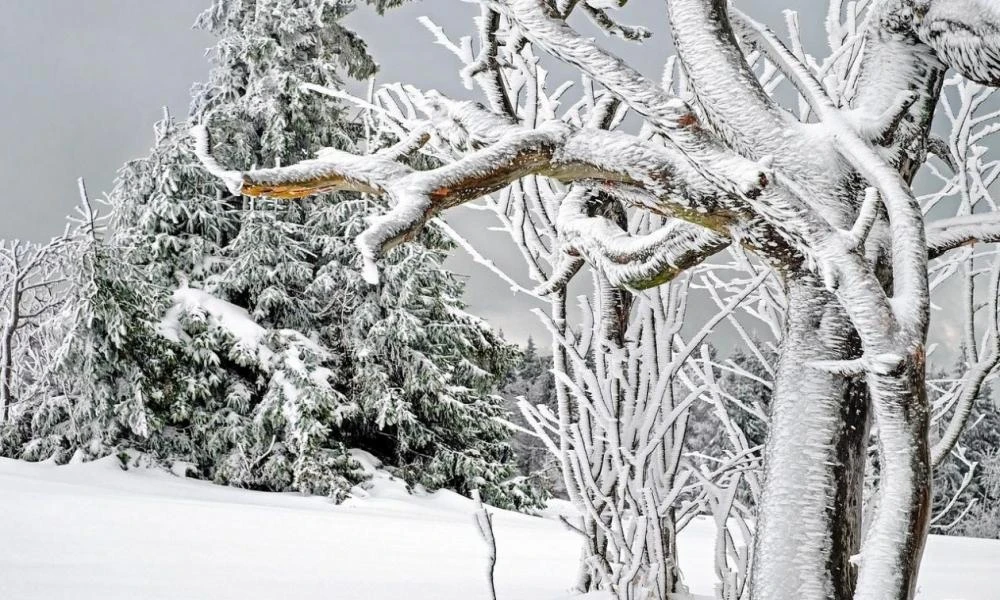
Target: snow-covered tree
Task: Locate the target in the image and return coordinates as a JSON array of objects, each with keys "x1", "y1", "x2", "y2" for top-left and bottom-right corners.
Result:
[
  {"x1": 930, "y1": 381, "x2": 1000, "y2": 534},
  {"x1": 499, "y1": 338, "x2": 559, "y2": 489},
  {"x1": 195, "y1": 1, "x2": 1000, "y2": 599},
  {"x1": 689, "y1": 346, "x2": 772, "y2": 462},
  {"x1": 189, "y1": 0, "x2": 372, "y2": 329},
  {"x1": 7, "y1": 183, "x2": 178, "y2": 463},
  {"x1": 154, "y1": 286, "x2": 367, "y2": 499},
  {"x1": 0, "y1": 236, "x2": 74, "y2": 424},
  {"x1": 111, "y1": 110, "x2": 237, "y2": 290},
  {"x1": 89, "y1": 0, "x2": 528, "y2": 505},
  {"x1": 302, "y1": 191, "x2": 529, "y2": 507}
]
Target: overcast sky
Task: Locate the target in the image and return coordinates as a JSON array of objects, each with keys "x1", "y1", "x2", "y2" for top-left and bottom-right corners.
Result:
[{"x1": 0, "y1": 0, "x2": 827, "y2": 345}]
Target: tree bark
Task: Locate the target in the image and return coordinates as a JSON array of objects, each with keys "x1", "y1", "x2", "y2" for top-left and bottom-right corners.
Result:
[
  {"x1": 752, "y1": 277, "x2": 869, "y2": 600},
  {"x1": 854, "y1": 362, "x2": 931, "y2": 600}
]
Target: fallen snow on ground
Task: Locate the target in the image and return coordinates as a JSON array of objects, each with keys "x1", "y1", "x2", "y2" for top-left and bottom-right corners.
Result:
[{"x1": 0, "y1": 454, "x2": 996, "y2": 600}]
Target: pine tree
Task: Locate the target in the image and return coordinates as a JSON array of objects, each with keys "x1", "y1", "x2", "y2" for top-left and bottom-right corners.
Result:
[
  {"x1": 332, "y1": 224, "x2": 527, "y2": 508},
  {"x1": 12, "y1": 190, "x2": 179, "y2": 464},
  {"x1": 498, "y1": 338, "x2": 560, "y2": 495},
  {"x1": 77, "y1": 0, "x2": 381, "y2": 498},
  {"x1": 182, "y1": 0, "x2": 530, "y2": 506},
  {"x1": 157, "y1": 288, "x2": 365, "y2": 500},
  {"x1": 9, "y1": 0, "x2": 533, "y2": 507},
  {"x1": 190, "y1": 0, "x2": 375, "y2": 330},
  {"x1": 111, "y1": 111, "x2": 237, "y2": 289}
]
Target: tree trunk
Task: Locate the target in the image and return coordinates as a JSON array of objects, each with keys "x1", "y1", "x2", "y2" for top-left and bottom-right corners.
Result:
[
  {"x1": 854, "y1": 361, "x2": 930, "y2": 600},
  {"x1": 659, "y1": 507, "x2": 682, "y2": 596},
  {"x1": 0, "y1": 290, "x2": 20, "y2": 423},
  {"x1": 752, "y1": 278, "x2": 869, "y2": 600}
]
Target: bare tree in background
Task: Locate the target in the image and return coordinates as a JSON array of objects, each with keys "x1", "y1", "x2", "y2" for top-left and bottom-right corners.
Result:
[
  {"x1": 0, "y1": 180, "x2": 104, "y2": 427},
  {"x1": 195, "y1": 1, "x2": 1000, "y2": 599},
  {"x1": 0, "y1": 234, "x2": 73, "y2": 423}
]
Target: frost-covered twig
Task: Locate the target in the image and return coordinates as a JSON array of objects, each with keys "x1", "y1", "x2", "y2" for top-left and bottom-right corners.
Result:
[
  {"x1": 926, "y1": 213, "x2": 1000, "y2": 259},
  {"x1": 552, "y1": 187, "x2": 729, "y2": 290},
  {"x1": 931, "y1": 257, "x2": 1000, "y2": 468},
  {"x1": 471, "y1": 489, "x2": 498, "y2": 600}
]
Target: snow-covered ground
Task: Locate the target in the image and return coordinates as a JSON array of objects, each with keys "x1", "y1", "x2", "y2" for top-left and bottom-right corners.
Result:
[{"x1": 0, "y1": 455, "x2": 996, "y2": 600}]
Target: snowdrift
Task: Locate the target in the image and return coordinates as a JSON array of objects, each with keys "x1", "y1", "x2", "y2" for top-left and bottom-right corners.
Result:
[{"x1": 0, "y1": 454, "x2": 995, "y2": 600}]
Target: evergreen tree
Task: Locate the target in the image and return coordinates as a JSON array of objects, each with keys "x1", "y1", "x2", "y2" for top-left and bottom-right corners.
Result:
[
  {"x1": 498, "y1": 338, "x2": 560, "y2": 495},
  {"x1": 717, "y1": 347, "x2": 771, "y2": 449},
  {"x1": 10, "y1": 192, "x2": 178, "y2": 464},
  {"x1": 8, "y1": 0, "x2": 532, "y2": 508},
  {"x1": 930, "y1": 368, "x2": 1000, "y2": 536},
  {"x1": 157, "y1": 288, "x2": 365, "y2": 500},
  {"x1": 686, "y1": 346, "x2": 772, "y2": 463},
  {"x1": 111, "y1": 111, "x2": 237, "y2": 289},
  {"x1": 338, "y1": 231, "x2": 525, "y2": 507},
  {"x1": 190, "y1": 0, "x2": 374, "y2": 329}
]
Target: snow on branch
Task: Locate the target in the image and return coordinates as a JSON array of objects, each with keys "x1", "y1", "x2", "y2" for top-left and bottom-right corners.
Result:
[
  {"x1": 926, "y1": 213, "x2": 1000, "y2": 259},
  {"x1": 578, "y1": 2, "x2": 650, "y2": 42},
  {"x1": 191, "y1": 123, "x2": 406, "y2": 198},
  {"x1": 912, "y1": 0, "x2": 1000, "y2": 87},
  {"x1": 193, "y1": 102, "x2": 751, "y2": 284},
  {"x1": 665, "y1": 0, "x2": 790, "y2": 152},
  {"x1": 548, "y1": 187, "x2": 730, "y2": 291},
  {"x1": 733, "y1": 4, "x2": 930, "y2": 342},
  {"x1": 486, "y1": 0, "x2": 773, "y2": 200}
]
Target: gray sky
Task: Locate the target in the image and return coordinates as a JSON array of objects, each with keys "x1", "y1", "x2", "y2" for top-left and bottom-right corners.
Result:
[
  {"x1": 0, "y1": 1, "x2": 212, "y2": 235},
  {"x1": 0, "y1": 0, "x2": 826, "y2": 345}
]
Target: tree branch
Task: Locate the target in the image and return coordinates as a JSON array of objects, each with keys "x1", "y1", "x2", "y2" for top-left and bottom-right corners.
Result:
[
  {"x1": 193, "y1": 111, "x2": 753, "y2": 283},
  {"x1": 549, "y1": 187, "x2": 729, "y2": 290},
  {"x1": 487, "y1": 0, "x2": 772, "y2": 200},
  {"x1": 666, "y1": 0, "x2": 791, "y2": 155},
  {"x1": 912, "y1": 0, "x2": 1000, "y2": 87},
  {"x1": 926, "y1": 213, "x2": 1000, "y2": 259},
  {"x1": 930, "y1": 257, "x2": 1000, "y2": 468}
]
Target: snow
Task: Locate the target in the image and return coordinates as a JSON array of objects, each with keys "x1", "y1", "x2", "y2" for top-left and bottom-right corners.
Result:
[
  {"x1": 0, "y1": 457, "x2": 997, "y2": 600},
  {"x1": 158, "y1": 286, "x2": 271, "y2": 360}
]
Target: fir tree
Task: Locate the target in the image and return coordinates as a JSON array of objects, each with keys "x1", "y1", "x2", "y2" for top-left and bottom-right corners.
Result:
[
  {"x1": 13, "y1": 190, "x2": 178, "y2": 464},
  {"x1": 498, "y1": 338, "x2": 560, "y2": 495},
  {"x1": 182, "y1": 0, "x2": 529, "y2": 506},
  {"x1": 10, "y1": 0, "x2": 532, "y2": 507},
  {"x1": 111, "y1": 111, "x2": 237, "y2": 289},
  {"x1": 335, "y1": 228, "x2": 526, "y2": 508}
]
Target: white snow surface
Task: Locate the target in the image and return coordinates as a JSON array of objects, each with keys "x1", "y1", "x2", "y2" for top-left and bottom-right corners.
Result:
[{"x1": 0, "y1": 454, "x2": 996, "y2": 600}]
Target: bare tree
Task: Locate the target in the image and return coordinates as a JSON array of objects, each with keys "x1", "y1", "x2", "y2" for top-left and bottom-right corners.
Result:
[
  {"x1": 194, "y1": 2, "x2": 1000, "y2": 600},
  {"x1": 0, "y1": 179, "x2": 108, "y2": 434},
  {"x1": 0, "y1": 233, "x2": 72, "y2": 422}
]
